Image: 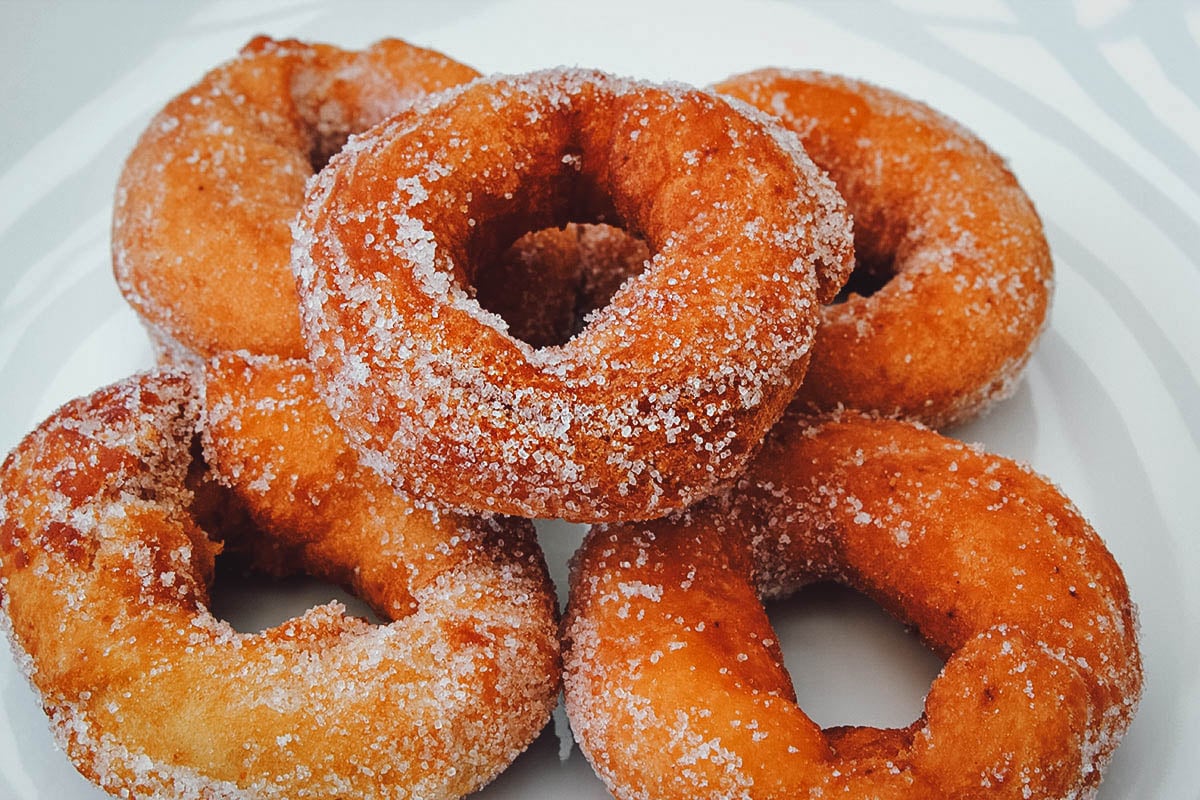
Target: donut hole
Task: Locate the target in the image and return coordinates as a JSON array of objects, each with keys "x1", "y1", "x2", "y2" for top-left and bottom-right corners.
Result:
[
  {"x1": 831, "y1": 250, "x2": 896, "y2": 303},
  {"x1": 208, "y1": 558, "x2": 383, "y2": 633},
  {"x1": 291, "y1": 66, "x2": 381, "y2": 174},
  {"x1": 473, "y1": 222, "x2": 650, "y2": 348},
  {"x1": 288, "y1": 83, "x2": 357, "y2": 173},
  {"x1": 297, "y1": 105, "x2": 366, "y2": 174},
  {"x1": 186, "y1": 458, "x2": 386, "y2": 633},
  {"x1": 306, "y1": 131, "x2": 352, "y2": 174},
  {"x1": 767, "y1": 582, "x2": 943, "y2": 730}
]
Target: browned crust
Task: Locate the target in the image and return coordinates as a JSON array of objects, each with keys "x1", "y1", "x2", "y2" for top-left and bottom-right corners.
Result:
[
  {"x1": 716, "y1": 70, "x2": 1054, "y2": 428},
  {"x1": 294, "y1": 69, "x2": 853, "y2": 522},
  {"x1": 563, "y1": 413, "x2": 1140, "y2": 799},
  {"x1": 0, "y1": 365, "x2": 560, "y2": 799},
  {"x1": 112, "y1": 36, "x2": 480, "y2": 359}
]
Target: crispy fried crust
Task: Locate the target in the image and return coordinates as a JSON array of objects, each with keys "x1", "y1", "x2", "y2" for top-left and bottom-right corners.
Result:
[
  {"x1": 113, "y1": 36, "x2": 480, "y2": 360},
  {"x1": 563, "y1": 413, "x2": 1141, "y2": 800},
  {"x1": 293, "y1": 68, "x2": 854, "y2": 522},
  {"x1": 716, "y1": 70, "x2": 1054, "y2": 428},
  {"x1": 0, "y1": 364, "x2": 560, "y2": 799}
]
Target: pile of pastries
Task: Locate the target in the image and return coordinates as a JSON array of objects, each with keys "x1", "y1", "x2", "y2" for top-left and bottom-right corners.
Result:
[{"x1": 0, "y1": 36, "x2": 1139, "y2": 800}]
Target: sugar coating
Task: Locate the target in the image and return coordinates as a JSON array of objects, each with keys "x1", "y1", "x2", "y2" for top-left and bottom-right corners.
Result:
[
  {"x1": 112, "y1": 36, "x2": 481, "y2": 360},
  {"x1": 715, "y1": 70, "x2": 1055, "y2": 429},
  {"x1": 292, "y1": 68, "x2": 854, "y2": 522},
  {"x1": 562, "y1": 412, "x2": 1141, "y2": 799},
  {"x1": 0, "y1": 366, "x2": 560, "y2": 799}
]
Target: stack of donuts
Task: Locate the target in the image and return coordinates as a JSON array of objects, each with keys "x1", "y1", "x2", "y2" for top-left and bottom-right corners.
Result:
[{"x1": 0, "y1": 35, "x2": 1141, "y2": 800}]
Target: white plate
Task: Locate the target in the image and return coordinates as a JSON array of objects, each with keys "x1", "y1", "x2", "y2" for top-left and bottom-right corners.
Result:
[{"x1": 2, "y1": 2, "x2": 1198, "y2": 798}]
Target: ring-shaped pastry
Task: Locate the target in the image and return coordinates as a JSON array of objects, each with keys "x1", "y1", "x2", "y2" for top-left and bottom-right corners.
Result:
[
  {"x1": 563, "y1": 412, "x2": 1140, "y2": 799},
  {"x1": 293, "y1": 68, "x2": 853, "y2": 522},
  {"x1": 113, "y1": 36, "x2": 480, "y2": 361},
  {"x1": 0, "y1": 363, "x2": 560, "y2": 799},
  {"x1": 716, "y1": 70, "x2": 1054, "y2": 428}
]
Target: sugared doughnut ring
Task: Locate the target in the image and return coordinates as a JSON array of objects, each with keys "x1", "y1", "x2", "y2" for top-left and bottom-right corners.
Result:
[
  {"x1": 0, "y1": 364, "x2": 560, "y2": 799},
  {"x1": 293, "y1": 68, "x2": 854, "y2": 522},
  {"x1": 113, "y1": 36, "x2": 480, "y2": 361},
  {"x1": 716, "y1": 70, "x2": 1054, "y2": 428},
  {"x1": 563, "y1": 413, "x2": 1141, "y2": 799},
  {"x1": 475, "y1": 223, "x2": 650, "y2": 349}
]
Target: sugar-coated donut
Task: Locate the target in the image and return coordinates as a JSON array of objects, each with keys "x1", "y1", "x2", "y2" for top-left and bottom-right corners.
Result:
[
  {"x1": 563, "y1": 413, "x2": 1141, "y2": 799},
  {"x1": 293, "y1": 68, "x2": 854, "y2": 522},
  {"x1": 113, "y1": 36, "x2": 480, "y2": 361},
  {"x1": 0, "y1": 364, "x2": 560, "y2": 799},
  {"x1": 716, "y1": 70, "x2": 1054, "y2": 428}
]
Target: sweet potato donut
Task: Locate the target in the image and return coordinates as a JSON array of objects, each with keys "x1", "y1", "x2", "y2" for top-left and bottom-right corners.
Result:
[
  {"x1": 293, "y1": 68, "x2": 854, "y2": 522},
  {"x1": 563, "y1": 413, "x2": 1141, "y2": 799},
  {"x1": 715, "y1": 70, "x2": 1054, "y2": 428},
  {"x1": 113, "y1": 35, "x2": 480, "y2": 361},
  {"x1": 0, "y1": 364, "x2": 560, "y2": 799}
]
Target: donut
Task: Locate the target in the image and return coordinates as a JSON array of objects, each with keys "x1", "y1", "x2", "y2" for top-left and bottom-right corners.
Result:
[
  {"x1": 293, "y1": 68, "x2": 854, "y2": 522},
  {"x1": 0, "y1": 363, "x2": 560, "y2": 799},
  {"x1": 715, "y1": 70, "x2": 1054, "y2": 428},
  {"x1": 112, "y1": 36, "x2": 480, "y2": 361},
  {"x1": 563, "y1": 412, "x2": 1141, "y2": 799}
]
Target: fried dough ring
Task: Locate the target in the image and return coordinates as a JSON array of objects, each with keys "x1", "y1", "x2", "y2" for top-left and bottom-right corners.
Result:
[
  {"x1": 113, "y1": 36, "x2": 480, "y2": 361},
  {"x1": 0, "y1": 363, "x2": 559, "y2": 799},
  {"x1": 716, "y1": 70, "x2": 1054, "y2": 428},
  {"x1": 293, "y1": 68, "x2": 853, "y2": 522},
  {"x1": 563, "y1": 413, "x2": 1141, "y2": 799}
]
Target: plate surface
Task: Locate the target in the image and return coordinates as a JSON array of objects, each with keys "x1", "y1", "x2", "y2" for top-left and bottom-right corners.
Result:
[{"x1": 2, "y1": 1, "x2": 1198, "y2": 798}]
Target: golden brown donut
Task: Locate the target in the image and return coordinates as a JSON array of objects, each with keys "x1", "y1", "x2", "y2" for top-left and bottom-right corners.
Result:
[
  {"x1": 0, "y1": 363, "x2": 560, "y2": 799},
  {"x1": 293, "y1": 68, "x2": 854, "y2": 522},
  {"x1": 563, "y1": 413, "x2": 1141, "y2": 799},
  {"x1": 113, "y1": 36, "x2": 480, "y2": 361},
  {"x1": 715, "y1": 70, "x2": 1054, "y2": 428}
]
